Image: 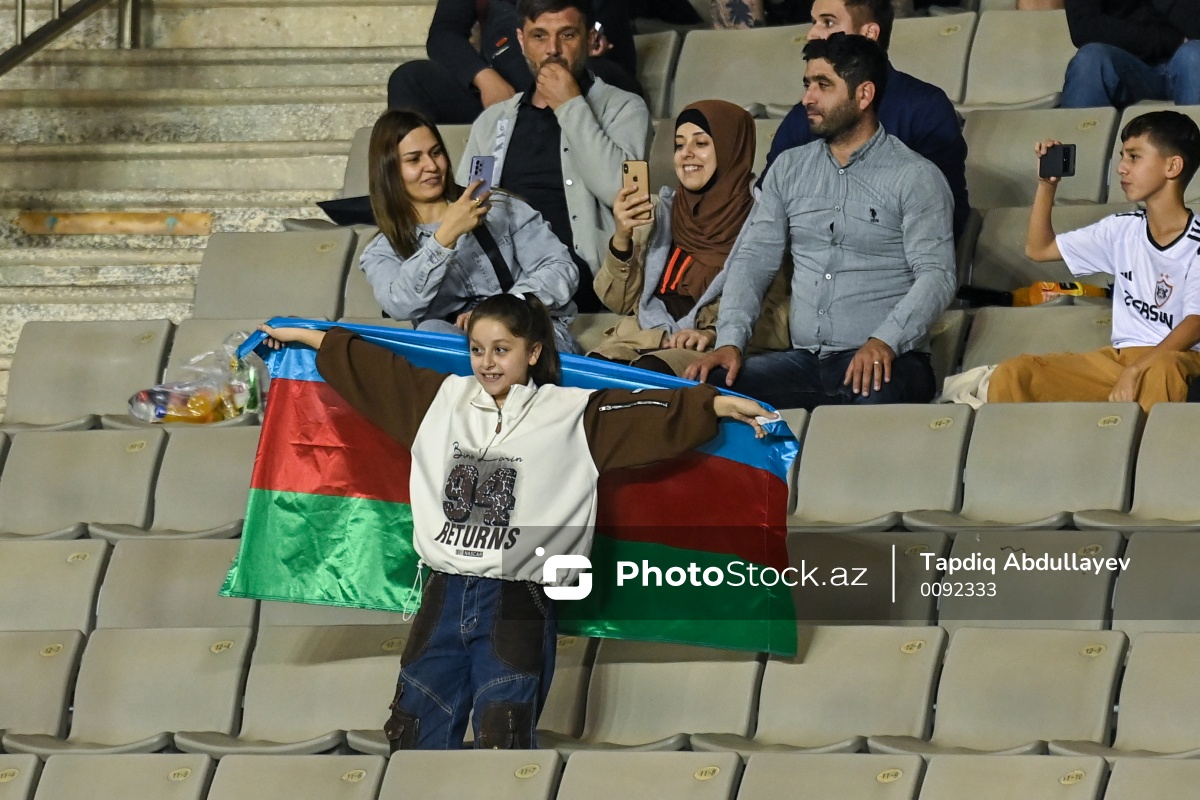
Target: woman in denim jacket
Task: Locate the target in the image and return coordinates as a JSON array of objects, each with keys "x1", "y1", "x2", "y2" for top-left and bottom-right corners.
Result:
[{"x1": 360, "y1": 109, "x2": 582, "y2": 352}]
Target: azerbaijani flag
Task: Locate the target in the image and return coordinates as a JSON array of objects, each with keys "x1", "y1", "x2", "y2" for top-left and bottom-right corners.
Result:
[{"x1": 222, "y1": 319, "x2": 799, "y2": 655}]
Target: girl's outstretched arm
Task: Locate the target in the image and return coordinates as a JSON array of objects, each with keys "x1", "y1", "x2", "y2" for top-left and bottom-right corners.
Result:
[
  {"x1": 258, "y1": 324, "x2": 326, "y2": 350},
  {"x1": 713, "y1": 395, "x2": 775, "y2": 439}
]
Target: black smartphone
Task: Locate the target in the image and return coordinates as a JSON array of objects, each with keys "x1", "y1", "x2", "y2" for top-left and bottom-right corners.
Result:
[
  {"x1": 468, "y1": 155, "x2": 496, "y2": 200},
  {"x1": 1039, "y1": 144, "x2": 1077, "y2": 179}
]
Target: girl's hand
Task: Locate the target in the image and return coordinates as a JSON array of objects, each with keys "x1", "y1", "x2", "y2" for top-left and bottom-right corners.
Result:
[
  {"x1": 668, "y1": 328, "x2": 716, "y2": 351},
  {"x1": 713, "y1": 395, "x2": 778, "y2": 439},
  {"x1": 611, "y1": 184, "x2": 653, "y2": 252},
  {"x1": 257, "y1": 324, "x2": 326, "y2": 351},
  {"x1": 435, "y1": 181, "x2": 491, "y2": 248}
]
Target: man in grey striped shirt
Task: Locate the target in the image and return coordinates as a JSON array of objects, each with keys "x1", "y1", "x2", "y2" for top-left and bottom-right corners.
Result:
[{"x1": 686, "y1": 34, "x2": 956, "y2": 409}]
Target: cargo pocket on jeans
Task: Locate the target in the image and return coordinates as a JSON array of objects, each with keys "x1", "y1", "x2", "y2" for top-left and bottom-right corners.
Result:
[
  {"x1": 492, "y1": 581, "x2": 547, "y2": 676},
  {"x1": 477, "y1": 701, "x2": 535, "y2": 749},
  {"x1": 383, "y1": 685, "x2": 420, "y2": 752}
]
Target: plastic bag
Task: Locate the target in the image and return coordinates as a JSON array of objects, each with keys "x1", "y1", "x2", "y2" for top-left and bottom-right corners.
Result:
[{"x1": 128, "y1": 331, "x2": 267, "y2": 424}]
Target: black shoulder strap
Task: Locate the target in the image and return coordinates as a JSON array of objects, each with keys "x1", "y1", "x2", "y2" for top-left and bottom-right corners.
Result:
[{"x1": 472, "y1": 223, "x2": 515, "y2": 293}]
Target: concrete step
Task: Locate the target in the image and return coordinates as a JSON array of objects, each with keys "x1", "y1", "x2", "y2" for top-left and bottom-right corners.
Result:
[
  {"x1": 0, "y1": 140, "x2": 349, "y2": 191},
  {"x1": 0, "y1": 0, "x2": 116, "y2": 50},
  {"x1": 0, "y1": 46, "x2": 419, "y2": 90},
  {"x1": 0, "y1": 85, "x2": 386, "y2": 144}
]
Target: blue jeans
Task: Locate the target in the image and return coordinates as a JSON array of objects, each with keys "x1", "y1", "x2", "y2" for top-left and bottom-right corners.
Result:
[
  {"x1": 384, "y1": 571, "x2": 557, "y2": 750},
  {"x1": 708, "y1": 348, "x2": 936, "y2": 410},
  {"x1": 1062, "y1": 42, "x2": 1200, "y2": 108}
]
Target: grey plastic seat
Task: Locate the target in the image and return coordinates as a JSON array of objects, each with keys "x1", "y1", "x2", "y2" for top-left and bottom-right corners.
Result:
[
  {"x1": 192, "y1": 229, "x2": 355, "y2": 321},
  {"x1": 1051, "y1": 632, "x2": 1200, "y2": 760},
  {"x1": 789, "y1": 405, "x2": 971, "y2": 532},
  {"x1": 207, "y1": 755, "x2": 386, "y2": 800},
  {"x1": 1074, "y1": 405, "x2": 1200, "y2": 531},
  {"x1": 634, "y1": 31, "x2": 682, "y2": 118},
  {"x1": 960, "y1": 305, "x2": 1115, "y2": 371},
  {"x1": 174, "y1": 624, "x2": 409, "y2": 757},
  {"x1": 962, "y1": 107, "x2": 1119, "y2": 209},
  {"x1": 0, "y1": 755, "x2": 40, "y2": 800},
  {"x1": 936, "y1": 529, "x2": 1123, "y2": 636},
  {"x1": 380, "y1": 750, "x2": 563, "y2": 800},
  {"x1": 1110, "y1": 532, "x2": 1200, "y2": 640},
  {"x1": 557, "y1": 752, "x2": 741, "y2": 800},
  {"x1": 736, "y1": 753, "x2": 924, "y2": 800},
  {"x1": 929, "y1": 309, "x2": 968, "y2": 386},
  {"x1": 95, "y1": 540, "x2": 255, "y2": 629},
  {"x1": 1, "y1": 319, "x2": 172, "y2": 432},
  {"x1": 0, "y1": 429, "x2": 165, "y2": 540},
  {"x1": 918, "y1": 755, "x2": 1105, "y2": 800},
  {"x1": 342, "y1": 125, "x2": 371, "y2": 198},
  {"x1": 889, "y1": 12, "x2": 976, "y2": 104},
  {"x1": 91, "y1": 427, "x2": 260, "y2": 541},
  {"x1": 903, "y1": 403, "x2": 1140, "y2": 531},
  {"x1": 0, "y1": 541, "x2": 109, "y2": 632},
  {"x1": 0, "y1": 631, "x2": 85, "y2": 739},
  {"x1": 959, "y1": 10, "x2": 1075, "y2": 109},
  {"x1": 671, "y1": 24, "x2": 811, "y2": 116},
  {"x1": 339, "y1": 226, "x2": 424, "y2": 328},
  {"x1": 538, "y1": 639, "x2": 762, "y2": 754},
  {"x1": 440, "y1": 124, "x2": 472, "y2": 169},
  {"x1": 1111, "y1": 104, "x2": 1200, "y2": 203},
  {"x1": 1103, "y1": 759, "x2": 1200, "y2": 799},
  {"x1": 868, "y1": 628, "x2": 1126, "y2": 756},
  {"x1": 777, "y1": 408, "x2": 808, "y2": 517},
  {"x1": 969, "y1": 204, "x2": 1134, "y2": 291},
  {"x1": 258, "y1": 601, "x2": 407, "y2": 627},
  {"x1": 690, "y1": 626, "x2": 945, "y2": 755},
  {"x1": 2, "y1": 626, "x2": 252, "y2": 756},
  {"x1": 29, "y1": 754, "x2": 214, "y2": 800}
]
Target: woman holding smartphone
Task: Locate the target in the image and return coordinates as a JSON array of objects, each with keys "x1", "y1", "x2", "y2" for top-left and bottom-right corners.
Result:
[
  {"x1": 360, "y1": 108, "x2": 582, "y2": 353},
  {"x1": 590, "y1": 99, "x2": 789, "y2": 375}
]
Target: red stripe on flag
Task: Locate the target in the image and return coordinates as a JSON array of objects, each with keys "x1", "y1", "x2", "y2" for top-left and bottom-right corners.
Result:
[{"x1": 251, "y1": 378, "x2": 413, "y2": 504}]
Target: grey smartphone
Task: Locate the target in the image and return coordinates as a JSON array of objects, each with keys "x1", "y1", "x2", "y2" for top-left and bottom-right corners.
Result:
[
  {"x1": 1039, "y1": 144, "x2": 1077, "y2": 179},
  {"x1": 468, "y1": 155, "x2": 496, "y2": 200},
  {"x1": 622, "y1": 159, "x2": 651, "y2": 220}
]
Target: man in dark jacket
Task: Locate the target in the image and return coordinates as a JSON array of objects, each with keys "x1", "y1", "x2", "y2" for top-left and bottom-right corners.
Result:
[
  {"x1": 388, "y1": 0, "x2": 639, "y2": 124},
  {"x1": 1062, "y1": 0, "x2": 1200, "y2": 108}
]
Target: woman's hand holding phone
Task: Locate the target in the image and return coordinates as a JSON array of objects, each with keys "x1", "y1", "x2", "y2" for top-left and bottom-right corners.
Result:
[
  {"x1": 434, "y1": 181, "x2": 491, "y2": 248},
  {"x1": 611, "y1": 184, "x2": 653, "y2": 253}
]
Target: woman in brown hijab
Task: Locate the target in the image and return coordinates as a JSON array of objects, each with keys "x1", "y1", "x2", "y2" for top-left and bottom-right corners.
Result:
[{"x1": 590, "y1": 99, "x2": 789, "y2": 375}]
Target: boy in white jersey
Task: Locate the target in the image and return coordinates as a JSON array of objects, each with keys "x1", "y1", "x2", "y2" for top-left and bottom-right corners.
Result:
[{"x1": 989, "y1": 111, "x2": 1200, "y2": 413}]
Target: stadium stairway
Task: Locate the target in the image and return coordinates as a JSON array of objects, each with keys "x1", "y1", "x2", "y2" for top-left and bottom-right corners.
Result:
[{"x1": 0, "y1": 0, "x2": 435, "y2": 414}]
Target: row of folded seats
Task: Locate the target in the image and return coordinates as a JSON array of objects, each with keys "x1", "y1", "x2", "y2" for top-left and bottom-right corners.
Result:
[{"x1": 0, "y1": 751, "x2": 1191, "y2": 800}]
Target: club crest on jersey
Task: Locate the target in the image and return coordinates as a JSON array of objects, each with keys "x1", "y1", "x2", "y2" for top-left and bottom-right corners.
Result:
[{"x1": 1155, "y1": 274, "x2": 1173, "y2": 306}]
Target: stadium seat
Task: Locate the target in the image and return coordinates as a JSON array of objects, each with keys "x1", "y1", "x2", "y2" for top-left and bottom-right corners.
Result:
[
  {"x1": 935, "y1": 529, "x2": 1123, "y2": 635},
  {"x1": 191, "y1": 229, "x2": 355, "y2": 321},
  {"x1": 90, "y1": 427, "x2": 260, "y2": 541},
  {"x1": 0, "y1": 541, "x2": 109, "y2": 632},
  {"x1": 735, "y1": 752, "x2": 924, "y2": 800},
  {"x1": 917, "y1": 755, "x2": 1106, "y2": 800},
  {"x1": 0, "y1": 631, "x2": 84, "y2": 738},
  {"x1": 94, "y1": 540, "x2": 254, "y2": 629},
  {"x1": 206, "y1": 754, "x2": 386, "y2": 800},
  {"x1": 635, "y1": 31, "x2": 682, "y2": 118},
  {"x1": 0, "y1": 429, "x2": 165, "y2": 540},
  {"x1": 1110, "y1": 532, "x2": 1200, "y2": 640},
  {"x1": 777, "y1": 408, "x2": 808, "y2": 516},
  {"x1": 539, "y1": 635, "x2": 597, "y2": 741},
  {"x1": 342, "y1": 126, "x2": 371, "y2": 199},
  {"x1": 557, "y1": 752, "x2": 741, "y2": 800},
  {"x1": 1, "y1": 319, "x2": 172, "y2": 432},
  {"x1": 753, "y1": 119, "x2": 781, "y2": 179},
  {"x1": 868, "y1": 627, "x2": 1126, "y2": 756},
  {"x1": 1102, "y1": 759, "x2": 1200, "y2": 799},
  {"x1": 174, "y1": 624, "x2": 408, "y2": 757},
  {"x1": 929, "y1": 309, "x2": 968, "y2": 386},
  {"x1": 568, "y1": 314, "x2": 624, "y2": 354},
  {"x1": 959, "y1": 305, "x2": 1114, "y2": 371},
  {"x1": 786, "y1": 532, "x2": 950, "y2": 626},
  {"x1": 959, "y1": 10, "x2": 1075, "y2": 109},
  {"x1": 671, "y1": 24, "x2": 811, "y2": 117},
  {"x1": 0, "y1": 755, "x2": 40, "y2": 800},
  {"x1": 162, "y1": 317, "x2": 265, "y2": 382},
  {"x1": 440, "y1": 124, "x2": 472, "y2": 169},
  {"x1": 789, "y1": 404, "x2": 970, "y2": 532},
  {"x1": 380, "y1": 750, "x2": 563, "y2": 800},
  {"x1": 903, "y1": 403, "x2": 1140, "y2": 531},
  {"x1": 28, "y1": 754, "x2": 214, "y2": 800},
  {"x1": 962, "y1": 107, "x2": 1119, "y2": 209},
  {"x1": 2, "y1": 626, "x2": 252, "y2": 756},
  {"x1": 888, "y1": 13, "x2": 976, "y2": 104},
  {"x1": 1074, "y1": 404, "x2": 1200, "y2": 531},
  {"x1": 258, "y1": 601, "x2": 407, "y2": 627},
  {"x1": 1111, "y1": 104, "x2": 1200, "y2": 204},
  {"x1": 648, "y1": 117, "x2": 780, "y2": 193},
  {"x1": 538, "y1": 639, "x2": 762, "y2": 754},
  {"x1": 1051, "y1": 632, "x2": 1200, "y2": 760},
  {"x1": 690, "y1": 625, "x2": 945, "y2": 755},
  {"x1": 969, "y1": 204, "x2": 1134, "y2": 291}
]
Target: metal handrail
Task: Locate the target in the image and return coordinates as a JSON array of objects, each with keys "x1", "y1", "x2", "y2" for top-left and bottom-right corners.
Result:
[{"x1": 2, "y1": 0, "x2": 139, "y2": 77}]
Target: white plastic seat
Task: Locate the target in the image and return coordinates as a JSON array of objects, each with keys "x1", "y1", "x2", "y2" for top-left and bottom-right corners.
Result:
[
  {"x1": 903, "y1": 403, "x2": 1140, "y2": 531},
  {"x1": 671, "y1": 25, "x2": 811, "y2": 116},
  {"x1": 868, "y1": 628, "x2": 1126, "y2": 756},
  {"x1": 258, "y1": 601, "x2": 408, "y2": 627},
  {"x1": 889, "y1": 12, "x2": 976, "y2": 104},
  {"x1": 0, "y1": 541, "x2": 109, "y2": 632},
  {"x1": 917, "y1": 755, "x2": 1105, "y2": 800},
  {"x1": 2, "y1": 627, "x2": 252, "y2": 756},
  {"x1": 0, "y1": 755, "x2": 40, "y2": 800},
  {"x1": 1102, "y1": 759, "x2": 1200, "y2": 799},
  {"x1": 777, "y1": 408, "x2": 808, "y2": 517},
  {"x1": 690, "y1": 626, "x2": 945, "y2": 755},
  {"x1": 379, "y1": 750, "x2": 563, "y2": 800},
  {"x1": 28, "y1": 754, "x2": 214, "y2": 800},
  {"x1": 960, "y1": 305, "x2": 1115, "y2": 372},
  {"x1": 0, "y1": 631, "x2": 85, "y2": 739},
  {"x1": 206, "y1": 754, "x2": 386, "y2": 800},
  {"x1": 736, "y1": 752, "x2": 924, "y2": 800},
  {"x1": 1110, "y1": 532, "x2": 1200, "y2": 640},
  {"x1": 959, "y1": 10, "x2": 1075, "y2": 109},
  {"x1": 634, "y1": 31, "x2": 682, "y2": 118},
  {"x1": 557, "y1": 752, "x2": 741, "y2": 800}
]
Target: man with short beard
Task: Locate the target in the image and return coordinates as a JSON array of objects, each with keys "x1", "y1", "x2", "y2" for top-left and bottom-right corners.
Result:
[
  {"x1": 457, "y1": 0, "x2": 651, "y2": 312},
  {"x1": 685, "y1": 34, "x2": 955, "y2": 410}
]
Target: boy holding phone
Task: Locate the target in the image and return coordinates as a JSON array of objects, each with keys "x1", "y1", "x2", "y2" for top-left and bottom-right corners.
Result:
[{"x1": 988, "y1": 110, "x2": 1200, "y2": 412}]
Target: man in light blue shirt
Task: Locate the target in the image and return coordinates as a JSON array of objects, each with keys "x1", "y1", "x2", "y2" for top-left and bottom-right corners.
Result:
[{"x1": 686, "y1": 34, "x2": 956, "y2": 410}]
